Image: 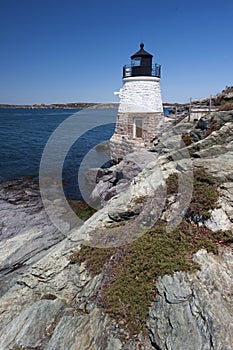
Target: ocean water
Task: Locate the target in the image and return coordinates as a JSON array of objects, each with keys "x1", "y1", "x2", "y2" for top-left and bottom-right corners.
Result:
[
  {"x1": 0, "y1": 108, "x2": 116, "y2": 198},
  {"x1": 163, "y1": 107, "x2": 170, "y2": 116}
]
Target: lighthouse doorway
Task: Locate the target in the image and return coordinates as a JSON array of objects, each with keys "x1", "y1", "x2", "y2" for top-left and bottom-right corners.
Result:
[{"x1": 133, "y1": 118, "x2": 143, "y2": 138}]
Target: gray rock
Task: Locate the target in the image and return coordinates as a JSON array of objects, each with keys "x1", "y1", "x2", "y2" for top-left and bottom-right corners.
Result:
[
  {"x1": 45, "y1": 308, "x2": 122, "y2": 350},
  {"x1": 205, "y1": 207, "x2": 232, "y2": 231},
  {"x1": 85, "y1": 167, "x2": 106, "y2": 186},
  {"x1": 0, "y1": 178, "x2": 65, "y2": 296},
  {"x1": 147, "y1": 249, "x2": 233, "y2": 350},
  {"x1": 195, "y1": 111, "x2": 233, "y2": 131},
  {"x1": 0, "y1": 299, "x2": 65, "y2": 349},
  {"x1": 0, "y1": 238, "x2": 123, "y2": 349},
  {"x1": 90, "y1": 178, "x2": 113, "y2": 204},
  {"x1": 90, "y1": 150, "x2": 157, "y2": 206}
]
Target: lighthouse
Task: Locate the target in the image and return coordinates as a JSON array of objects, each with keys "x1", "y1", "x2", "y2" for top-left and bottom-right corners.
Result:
[{"x1": 110, "y1": 43, "x2": 164, "y2": 162}]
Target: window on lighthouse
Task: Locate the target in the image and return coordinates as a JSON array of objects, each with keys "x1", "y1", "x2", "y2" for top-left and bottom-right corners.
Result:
[
  {"x1": 133, "y1": 118, "x2": 143, "y2": 138},
  {"x1": 132, "y1": 58, "x2": 141, "y2": 66}
]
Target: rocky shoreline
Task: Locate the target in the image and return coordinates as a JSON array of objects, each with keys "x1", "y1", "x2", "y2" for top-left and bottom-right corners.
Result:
[{"x1": 0, "y1": 111, "x2": 232, "y2": 349}]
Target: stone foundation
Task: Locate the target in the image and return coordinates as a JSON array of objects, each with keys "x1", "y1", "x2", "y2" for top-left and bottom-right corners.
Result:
[
  {"x1": 110, "y1": 134, "x2": 151, "y2": 162},
  {"x1": 110, "y1": 112, "x2": 164, "y2": 161}
]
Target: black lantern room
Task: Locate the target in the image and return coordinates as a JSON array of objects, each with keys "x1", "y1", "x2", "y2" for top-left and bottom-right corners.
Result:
[{"x1": 123, "y1": 43, "x2": 161, "y2": 79}]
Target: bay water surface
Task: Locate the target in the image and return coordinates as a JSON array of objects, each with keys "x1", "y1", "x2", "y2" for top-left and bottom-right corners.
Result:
[{"x1": 0, "y1": 108, "x2": 116, "y2": 199}]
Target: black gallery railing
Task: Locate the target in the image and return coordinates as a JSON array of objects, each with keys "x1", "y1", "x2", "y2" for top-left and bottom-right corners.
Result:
[{"x1": 123, "y1": 64, "x2": 161, "y2": 78}]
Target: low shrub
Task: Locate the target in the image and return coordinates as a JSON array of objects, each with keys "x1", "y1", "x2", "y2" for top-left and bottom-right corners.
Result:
[
  {"x1": 69, "y1": 168, "x2": 231, "y2": 335},
  {"x1": 166, "y1": 173, "x2": 179, "y2": 195},
  {"x1": 205, "y1": 124, "x2": 221, "y2": 137},
  {"x1": 70, "y1": 246, "x2": 115, "y2": 275},
  {"x1": 181, "y1": 133, "x2": 193, "y2": 146},
  {"x1": 188, "y1": 168, "x2": 219, "y2": 218},
  {"x1": 70, "y1": 224, "x2": 232, "y2": 334},
  {"x1": 218, "y1": 102, "x2": 233, "y2": 111}
]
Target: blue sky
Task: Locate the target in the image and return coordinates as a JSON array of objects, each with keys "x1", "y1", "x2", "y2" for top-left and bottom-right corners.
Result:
[{"x1": 0, "y1": 0, "x2": 232, "y2": 104}]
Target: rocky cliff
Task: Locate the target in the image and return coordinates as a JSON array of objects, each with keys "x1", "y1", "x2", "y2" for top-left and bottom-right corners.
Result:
[{"x1": 0, "y1": 111, "x2": 232, "y2": 349}]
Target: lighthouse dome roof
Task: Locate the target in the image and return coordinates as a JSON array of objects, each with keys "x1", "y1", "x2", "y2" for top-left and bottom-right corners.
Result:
[{"x1": 131, "y1": 43, "x2": 153, "y2": 59}]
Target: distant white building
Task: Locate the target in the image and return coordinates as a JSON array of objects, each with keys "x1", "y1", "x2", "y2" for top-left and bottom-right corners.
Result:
[{"x1": 188, "y1": 107, "x2": 219, "y2": 122}]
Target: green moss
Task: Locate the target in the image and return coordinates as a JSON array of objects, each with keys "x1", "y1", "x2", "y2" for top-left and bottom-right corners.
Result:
[
  {"x1": 220, "y1": 99, "x2": 233, "y2": 107},
  {"x1": 102, "y1": 221, "x2": 202, "y2": 334},
  {"x1": 193, "y1": 168, "x2": 218, "y2": 186}
]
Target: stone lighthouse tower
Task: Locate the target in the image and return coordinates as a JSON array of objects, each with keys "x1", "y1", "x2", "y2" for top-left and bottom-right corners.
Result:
[{"x1": 110, "y1": 43, "x2": 164, "y2": 162}]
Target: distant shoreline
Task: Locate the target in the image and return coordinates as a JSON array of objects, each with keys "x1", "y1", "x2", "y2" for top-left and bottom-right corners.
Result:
[
  {"x1": 0, "y1": 102, "x2": 181, "y2": 109},
  {"x1": 0, "y1": 103, "x2": 119, "y2": 109}
]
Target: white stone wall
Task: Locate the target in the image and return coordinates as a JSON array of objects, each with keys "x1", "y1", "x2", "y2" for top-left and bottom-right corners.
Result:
[{"x1": 118, "y1": 76, "x2": 163, "y2": 113}]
